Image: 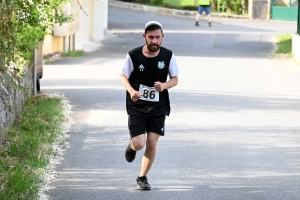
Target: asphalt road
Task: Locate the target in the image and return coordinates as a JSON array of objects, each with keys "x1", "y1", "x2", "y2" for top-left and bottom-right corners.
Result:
[{"x1": 42, "y1": 5, "x2": 300, "y2": 200}]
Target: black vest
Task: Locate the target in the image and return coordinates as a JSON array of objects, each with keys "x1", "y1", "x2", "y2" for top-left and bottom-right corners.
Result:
[{"x1": 126, "y1": 46, "x2": 173, "y2": 116}]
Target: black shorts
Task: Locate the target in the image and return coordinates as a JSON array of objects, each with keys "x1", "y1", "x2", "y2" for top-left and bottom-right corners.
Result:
[{"x1": 128, "y1": 115, "x2": 166, "y2": 138}]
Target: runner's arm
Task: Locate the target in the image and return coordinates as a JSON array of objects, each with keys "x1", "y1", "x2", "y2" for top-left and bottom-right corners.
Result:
[
  {"x1": 154, "y1": 76, "x2": 178, "y2": 92},
  {"x1": 154, "y1": 53, "x2": 179, "y2": 92},
  {"x1": 120, "y1": 74, "x2": 142, "y2": 102}
]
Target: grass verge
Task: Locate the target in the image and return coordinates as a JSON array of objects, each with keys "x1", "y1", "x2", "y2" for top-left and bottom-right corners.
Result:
[
  {"x1": 0, "y1": 94, "x2": 65, "y2": 200},
  {"x1": 61, "y1": 50, "x2": 84, "y2": 57},
  {"x1": 275, "y1": 34, "x2": 292, "y2": 54}
]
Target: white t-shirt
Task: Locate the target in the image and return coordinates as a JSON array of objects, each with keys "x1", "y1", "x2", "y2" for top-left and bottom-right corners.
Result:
[{"x1": 121, "y1": 53, "x2": 179, "y2": 79}]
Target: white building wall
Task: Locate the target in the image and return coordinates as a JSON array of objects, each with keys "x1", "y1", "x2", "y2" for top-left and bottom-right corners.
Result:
[
  {"x1": 94, "y1": 0, "x2": 108, "y2": 41},
  {"x1": 75, "y1": 0, "x2": 108, "y2": 52},
  {"x1": 75, "y1": 8, "x2": 90, "y2": 51}
]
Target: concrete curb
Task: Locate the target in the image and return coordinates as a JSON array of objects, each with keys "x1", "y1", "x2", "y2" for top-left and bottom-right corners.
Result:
[
  {"x1": 292, "y1": 34, "x2": 300, "y2": 63},
  {"x1": 109, "y1": 0, "x2": 250, "y2": 20}
]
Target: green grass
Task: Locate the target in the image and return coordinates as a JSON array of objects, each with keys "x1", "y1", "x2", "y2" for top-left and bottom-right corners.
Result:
[
  {"x1": 44, "y1": 60, "x2": 51, "y2": 65},
  {"x1": 61, "y1": 50, "x2": 84, "y2": 57},
  {"x1": 275, "y1": 34, "x2": 292, "y2": 54},
  {"x1": 0, "y1": 94, "x2": 65, "y2": 200}
]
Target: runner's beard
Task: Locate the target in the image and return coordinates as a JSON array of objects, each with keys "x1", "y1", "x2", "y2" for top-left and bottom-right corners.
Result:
[{"x1": 146, "y1": 41, "x2": 161, "y2": 52}]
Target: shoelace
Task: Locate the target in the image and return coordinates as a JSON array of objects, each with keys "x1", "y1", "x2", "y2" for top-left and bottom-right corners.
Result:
[{"x1": 139, "y1": 177, "x2": 148, "y2": 183}]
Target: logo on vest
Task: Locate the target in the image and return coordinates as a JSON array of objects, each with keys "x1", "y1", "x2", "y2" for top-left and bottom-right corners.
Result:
[
  {"x1": 139, "y1": 64, "x2": 145, "y2": 71},
  {"x1": 158, "y1": 61, "x2": 165, "y2": 69}
]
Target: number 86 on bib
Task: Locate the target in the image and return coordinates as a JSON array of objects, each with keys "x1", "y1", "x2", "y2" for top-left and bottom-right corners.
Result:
[{"x1": 139, "y1": 84, "x2": 159, "y2": 102}]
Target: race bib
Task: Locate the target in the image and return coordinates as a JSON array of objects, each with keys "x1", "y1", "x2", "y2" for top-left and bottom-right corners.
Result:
[{"x1": 139, "y1": 84, "x2": 159, "y2": 102}]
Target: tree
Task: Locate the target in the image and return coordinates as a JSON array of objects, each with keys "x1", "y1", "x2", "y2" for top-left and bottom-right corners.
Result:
[{"x1": 0, "y1": 0, "x2": 72, "y2": 85}]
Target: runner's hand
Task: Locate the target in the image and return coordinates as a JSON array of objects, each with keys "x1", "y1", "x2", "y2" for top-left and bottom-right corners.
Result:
[
  {"x1": 154, "y1": 81, "x2": 164, "y2": 92},
  {"x1": 130, "y1": 90, "x2": 142, "y2": 102}
]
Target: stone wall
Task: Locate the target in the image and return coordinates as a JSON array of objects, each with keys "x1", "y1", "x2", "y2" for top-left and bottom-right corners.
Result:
[
  {"x1": 0, "y1": 67, "x2": 33, "y2": 144},
  {"x1": 252, "y1": 0, "x2": 271, "y2": 20}
]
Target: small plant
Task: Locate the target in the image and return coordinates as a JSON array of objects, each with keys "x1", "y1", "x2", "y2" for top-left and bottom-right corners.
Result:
[
  {"x1": 275, "y1": 34, "x2": 292, "y2": 54},
  {"x1": 62, "y1": 50, "x2": 84, "y2": 57},
  {"x1": 44, "y1": 60, "x2": 51, "y2": 65}
]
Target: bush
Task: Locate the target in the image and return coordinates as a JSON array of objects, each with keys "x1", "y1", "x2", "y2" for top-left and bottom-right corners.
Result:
[
  {"x1": 214, "y1": 0, "x2": 247, "y2": 14},
  {"x1": 0, "y1": 0, "x2": 72, "y2": 85},
  {"x1": 120, "y1": 0, "x2": 248, "y2": 15},
  {"x1": 163, "y1": 0, "x2": 196, "y2": 7},
  {"x1": 150, "y1": 0, "x2": 164, "y2": 5}
]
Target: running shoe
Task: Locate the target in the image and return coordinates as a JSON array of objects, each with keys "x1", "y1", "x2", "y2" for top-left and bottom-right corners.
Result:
[
  {"x1": 125, "y1": 143, "x2": 136, "y2": 162},
  {"x1": 136, "y1": 176, "x2": 151, "y2": 190}
]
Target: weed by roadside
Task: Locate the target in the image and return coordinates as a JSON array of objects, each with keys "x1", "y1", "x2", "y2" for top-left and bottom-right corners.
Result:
[
  {"x1": 275, "y1": 34, "x2": 292, "y2": 54},
  {"x1": 61, "y1": 50, "x2": 84, "y2": 57},
  {"x1": 0, "y1": 94, "x2": 66, "y2": 200}
]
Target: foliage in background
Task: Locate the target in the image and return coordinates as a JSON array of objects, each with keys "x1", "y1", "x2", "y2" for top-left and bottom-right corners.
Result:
[
  {"x1": 0, "y1": 0, "x2": 73, "y2": 84},
  {"x1": 0, "y1": 94, "x2": 65, "y2": 200},
  {"x1": 162, "y1": 0, "x2": 197, "y2": 10},
  {"x1": 273, "y1": 0, "x2": 299, "y2": 7},
  {"x1": 148, "y1": 0, "x2": 163, "y2": 6},
  {"x1": 122, "y1": 0, "x2": 248, "y2": 14},
  {"x1": 274, "y1": 0, "x2": 288, "y2": 6},
  {"x1": 214, "y1": 0, "x2": 248, "y2": 14}
]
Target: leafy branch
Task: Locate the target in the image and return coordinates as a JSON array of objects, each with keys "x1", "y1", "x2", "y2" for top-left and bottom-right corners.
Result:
[{"x1": 0, "y1": 0, "x2": 73, "y2": 85}]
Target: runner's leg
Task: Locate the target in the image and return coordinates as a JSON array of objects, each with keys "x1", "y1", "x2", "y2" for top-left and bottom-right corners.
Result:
[
  {"x1": 131, "y1": 134, "x2": 146, "y2": 151},
  {"x1": 139, "y1": 132, "x2": 160, "y2": 177}
]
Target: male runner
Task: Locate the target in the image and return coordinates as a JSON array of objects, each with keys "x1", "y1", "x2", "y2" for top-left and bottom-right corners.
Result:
[{"x1": 120, "y1": 21, "x2": 179, "y2": 190}]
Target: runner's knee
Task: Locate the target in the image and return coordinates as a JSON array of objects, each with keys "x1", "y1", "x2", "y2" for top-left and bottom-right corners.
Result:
[
  {"x1": 131, "y1": 135, "x2": 146, "y2": 150},
  {"x1": 146, "y1": 140, "x2": 157, "y2": 152},
  {"x1": 132, "y1": 142, "x2": 144, "y2": 150}
]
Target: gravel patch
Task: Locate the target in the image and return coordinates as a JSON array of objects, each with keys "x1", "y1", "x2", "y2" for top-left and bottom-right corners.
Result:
[{"x1": 37, "y1": 93, "x2": 74, "y2": 200}]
